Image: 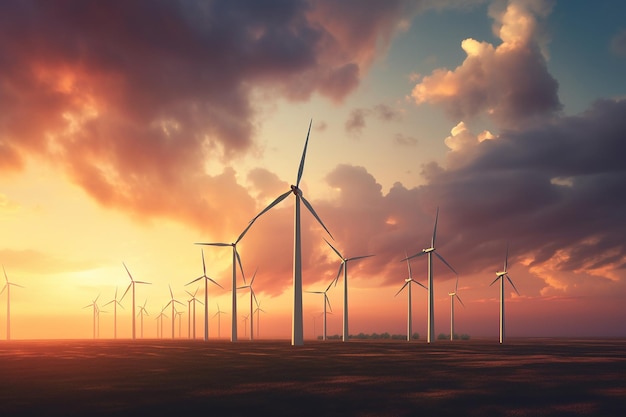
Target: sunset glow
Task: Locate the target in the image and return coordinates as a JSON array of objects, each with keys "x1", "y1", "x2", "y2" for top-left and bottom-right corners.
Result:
[{"x1": 1, "y1": 0, "x2": 625, "y2": 342}]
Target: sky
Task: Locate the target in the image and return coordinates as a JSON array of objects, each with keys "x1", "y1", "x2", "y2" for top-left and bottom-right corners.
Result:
[{"x1": 1, "y1": 0, "x2": 625, "y2": 341}]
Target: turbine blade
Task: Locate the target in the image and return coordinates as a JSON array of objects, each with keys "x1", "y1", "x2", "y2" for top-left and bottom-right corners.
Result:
[
  {"x1": 395, "y1": 281, "x2": 409, "y2": 297},
  {"x1": 208, "y1": 277, "x2": 224, "y2": 289},
  {"x1": 186, "y1": 276, "x2": 204, "y2": 286},
  {"x1": 195, "y1": 242, "x2": 231, "y2": 247},
  {"x1": 455, "y1": 274, "x2": 460, "y2": 293},
  {"x1": 401, "y1": 251, "x2": 426, "y2": 262},
  {"x1": 347, "y1": 254, "x2": 374, "y2": 262},
  {"x1": 235, "y1": 248, "x2": 246, "y2": 284},
  {"x1": 325, "y1": 294, "x2": 332, "y2": 312},
  {"x1": 302, "y1": 195, "x2": 333, "y2": 239},
  {"x1": 432, "y1": 207, "x2": 439, "y2": 248},
  {"x1": 456, "y1": 294, "x2": 466, "y2": 308},
  {"x1": 489, "y1": 276, "x2": 500, "y2": 287},
  {"x1": 435, "y1": 252, "x2": 458, "y2": 275},
  {"x1": 415, "y1": 280, "x2": 428, "y2": 290},
  {"x1": 169, "y1": 285, "x2": 174, "y2": 299},
  {"x1": 135, "y1": 280, "x2": 151, "y2": 285},
  {"x1": 504, "y1": 243, "x2": 509, "y2": 272},
  {"x1": 250, "y1": 267, "x2": 258, "y2": 285},
  {"x1": 0, "y1": 285, "x2": 5, "y2": 296},
  {"x1": 250, "y1": 190, "x2": 291, "y2": 224},
  {"x1": 325, "y1": 279, "x2": 334, "y2": 292},
  {"x1": 236, "y1": 220, "x2": 256, "y2": 244},
  {"x1": 123, "y1": 262, "x2": 134, "y2": 282},
  {"x1": 325, "y1": 238, "x2": 344, "y2": 260},
  {"x1": 296, "y1": 119, "x2": 313, "y2": 187},
  {"x1": 333, "y1": 263, "x2": 344, "y2": 286},
  {"x1": 405, "y1": 252, "x2": 413, "y2": 278},
  {"x1": 507, "y1": 274, "x2": 520, "y2": 296},
  {"x1": 201, "y1": 249, "x2": 207, "y2": 276},
  {"x1": 120, "y1": 283, "x2": 132, "y2": 302}
]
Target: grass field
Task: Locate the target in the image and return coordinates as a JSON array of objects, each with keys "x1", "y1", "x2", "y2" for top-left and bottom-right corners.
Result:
[{"x1": 1, "y1": 338, "x2": 625, "y2": 416}]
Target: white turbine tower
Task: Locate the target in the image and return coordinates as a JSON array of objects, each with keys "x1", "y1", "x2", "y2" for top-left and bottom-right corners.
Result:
[
  {"x1": 104, "y1": 287, "x2": 124, "y2": 339},
  {"x1": 249, "y1": 121, "x2": 333, "y2": 346},
  {"x1": 237, "y1": 268, "x2": 258, "y2": 340},
  {"x1": 448, "y1": 274, "x2": 465, "y2": 341},
  {"x1": 325, "y1": 239, "x2": 374, "y2": 342},
  {"x1": 1, "y1": 266, "x2": 24, "y2": 341},
  {"x1": 120, "y1": 263, "x2": 151, "y2": 340},
  {"x1": 212, "y1": 303, "x2": 227, "y2": 339},
  {"x1": 165, "y1": 285, "x2": 185, "y2": 339},
  {"x1": 403, "y1": 208, "x2": 457, "y2": 343},
  {"x1": 186, "y1": 249, "x2": 223, "y2": 341},
  {"x1": 490, "y1": 244, "x2": 519, "y2": 344},
  {"x1": 137, "y1": 299, "x2": 149, "y2": 339},
  {"x1": 254, "y1": 300, "x2": 266, "y2": 339},
  {"x1": 196, "y1": 223, "x2": 255, "y2": 342},
  {"x1": 395, "y1": 254, "x2": 427, "y2": 341},
  {"x1": 305, "y1": 278, "x2": 334, "y2": 341}
]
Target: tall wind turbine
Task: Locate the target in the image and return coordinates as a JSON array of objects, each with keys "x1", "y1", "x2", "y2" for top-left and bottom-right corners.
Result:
[
  {"x1": 186, "y1": 249, "x2": 223, "y2": 341},
  {"x1": 185, "y1": 288, "x2": 203, "y2": 339},
  {"x1": 237, "y1": 268, "x2": 258, "y2": 340},
  {"x1": 395, "y1": 254, "x2": 427, "y2": 341},
  {"x1": 120, "y1": 263, "x2": 151, "y2": 340},
  {"x1": 325, "y1": 239, "x2": 374, "y2": 342},
  {"x1": 249, "y1": 120, "x2": 334, "y2": 346},
  {"x1": 83, "y1": 294, "x2": 100, "y2": 340},
  {"x1": 1, "y1": 266, "x2": 24, "y2": 341},
  {"x1": 403, "y1": 208, "x2": 457, "y2": 343},
  {"x1": 448, "y1": 274, "x2": 465, "y2": 341},
  {"x1": 212, "y1": 303, "x2": 227, "y2": 339},
  {"x1": 104, "y1": 287, "x2": 124, "y2": 339},
  {"x1": 137, "y1": 299, "x2": 149, "y2": 339},
  {"x1": 305, "y1": 278, "x2": 334, "y2": 341},
  {"x1": 165, "y1": 285, "x2": 185, "y2": 339},
  {"x1": 490, "y1": 244, "x2": 519, "y2": 344}
]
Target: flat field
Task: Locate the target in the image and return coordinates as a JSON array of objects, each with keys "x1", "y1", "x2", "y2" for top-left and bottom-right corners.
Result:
[{"x1": 1, "y1": 338, "x2": 625, "y2": 416}]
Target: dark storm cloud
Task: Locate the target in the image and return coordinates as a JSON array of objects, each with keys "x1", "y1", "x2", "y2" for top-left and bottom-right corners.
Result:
[{"x1": 0, "y1": 0, "x2": 415, "y2": 232}]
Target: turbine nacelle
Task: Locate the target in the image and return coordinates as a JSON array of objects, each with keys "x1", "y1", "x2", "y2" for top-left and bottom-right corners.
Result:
[
  {"x1": 423, "y1": 247, "x2": 435, "y2": 254},
  {"x1": 496, "y1": 270, "x2": 507, "y2": 277}
]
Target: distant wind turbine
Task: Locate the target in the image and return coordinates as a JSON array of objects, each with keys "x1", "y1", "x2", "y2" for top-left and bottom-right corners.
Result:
[
  {"x1": 403, "y1": 208, "x2": 457, "y2": 343},
  {"x1": 237, "y1": 268, "x2": 258, "y2": 340},
  {"x1": 448, "y1": 274, "x2": 465, "y2": 341},
  {"x1": 305, "y1": 278, "x2": 334, "y2": 341},
  {"x1": 1, "y1": 266, "x2": 24, "y2": 341},
  {"x1": 242, "y1": 314, "x2": 249, "y2": 337},
  {"x1": 325, "y1": 239, "x2": 374, "y2": 342},
  {"x1": 165, "y1": 285, "x2": 185, "y2": 339},
  {"x1": 156, "y1": 306, "x2": 168, "y2": 339},
  {"x1": 175, "y1": 309, "x2": 184, "y2": 338},
  {"x1": 490, "y1": 244, "x2": 519, "y2": 344},
  {"x1": 254, "y1": 301, "x2": 266, "y2": 339},
  {"x1": 104, "y1": 287, "x2": 124, "y2": 339},
  {"x1": 120, "y1": 263, "x2": 151, "y2": 340},
  {"x1": 212, "y1": 303, "x2": 227, "y2": 339},
  {"x1": 83, "y1": 294, "x2": 101, "y2": 340},
  {"x1": 185, "y1": 288, "x2": 203, "y2": 339},
  {"x1": 186, "y1": 249, "x2": 223, "y2": 341},
  {"x1": 137, "y1": 299, "x2": 149, "y2": 339},
  {"x1": 395, "y1": 254, "x2": 427, "y2": 341},
  {"x1": 249, "y1": 120, "x2": 334, "y2": 346}
]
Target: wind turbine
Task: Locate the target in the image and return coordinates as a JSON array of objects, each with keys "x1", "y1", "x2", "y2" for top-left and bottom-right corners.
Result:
[
  {"x1": 196, "y1": 222, "x2": 256, "y2": 342},
  {"x1": 185, "y1": 288, "x2": 203, "y2": 339},
  {"x1": 137, "y1": 299, "x2": 149, "y2": 339},
  {"x1": 403, "y1": 208, "x2": 457, "y2": 343},
  {"x1": 448, "y1": 274, "x2": 465, "y2": 341},
  {"x1": 254, "y1": 300, "x2": 266, "y2": 339},
  {"x1": 490, "y1": 244, "x2": 519, "y2": 344},
  {"x1": 175, "y1": 309, "x2": 184, "y2": 338},
  {"x1": 120, "y1": 263, "x2": 151, "y2": 340},
  {"x1": 186, "y1": 249, "x2": 222, "y2": 341},
  {"x1": 156, "y1": 306, "x2": 168, "y2": 339},
  {"x1": 83, "y1": 294, "x2": 100, "y2": 340},
  {"x1": 212, "y1": 303, "x2": 227, "y2": 339},
  {"x1": 165, "y1": 285, "x2": 185, "y2": 339},
  {"x1": 305, "y1": 278, "x2": 334, "y2": 341},
  {"x1": 395, "y1": 254, "x2": 427, "y2": 341},
  {"x1": 242, "y1": 314, "x2": 249, "y2": 338},
  {"x1": 325, "y1": 239, "x2": 374, "y2": 342},
  {"x1": 1, "y1": 266, "x2": 24, "y2": 341},
  {"x1": 237, "y1": 268, "x2": 258, "y2": 340},
  {"x1": 104, "y1": 287, "x2": 124, "y2": 339},
  {"x1": 249, "y1": 120, "x2": 334, "y2": 346}
]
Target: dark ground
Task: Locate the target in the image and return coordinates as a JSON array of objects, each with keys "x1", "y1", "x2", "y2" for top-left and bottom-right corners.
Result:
[{"x1": 1, "y1": 338, "x2": 624, "y2": 416}]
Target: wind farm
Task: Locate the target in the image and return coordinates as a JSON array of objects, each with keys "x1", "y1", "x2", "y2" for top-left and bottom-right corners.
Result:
[{"x1": 1, "y1": 0, "x2": 625, "y2": 415}]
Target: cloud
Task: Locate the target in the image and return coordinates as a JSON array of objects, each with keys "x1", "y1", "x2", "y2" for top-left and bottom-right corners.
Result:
[
  {"x1": 410, "y1": 0, "x2": 561, "y2": 128},
  {"x1": 345, "y1": 104, "x2": 403, "y2": 134},
  {"x1": 393, "y1": 133, "x2": 418, "y2": 146},
  {"x1": 345, "y1": 109, "x2": 368, "y2": 135},
  {"x1": 610, "y1": 29, "x2": 626, "y2": 58},
  {"x1": 0, "y1": 0, "x2": 415, "y2": 233}
]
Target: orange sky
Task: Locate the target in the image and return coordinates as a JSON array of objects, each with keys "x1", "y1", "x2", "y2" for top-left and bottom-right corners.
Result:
[{"x1": 1, "y1": 0, "x2": 625, "y2": 341}]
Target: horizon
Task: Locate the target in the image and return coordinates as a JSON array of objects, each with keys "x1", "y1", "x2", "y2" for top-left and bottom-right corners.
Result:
[{"x1": 1, "y1": 0, "x2": 625, "y2": 342}]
